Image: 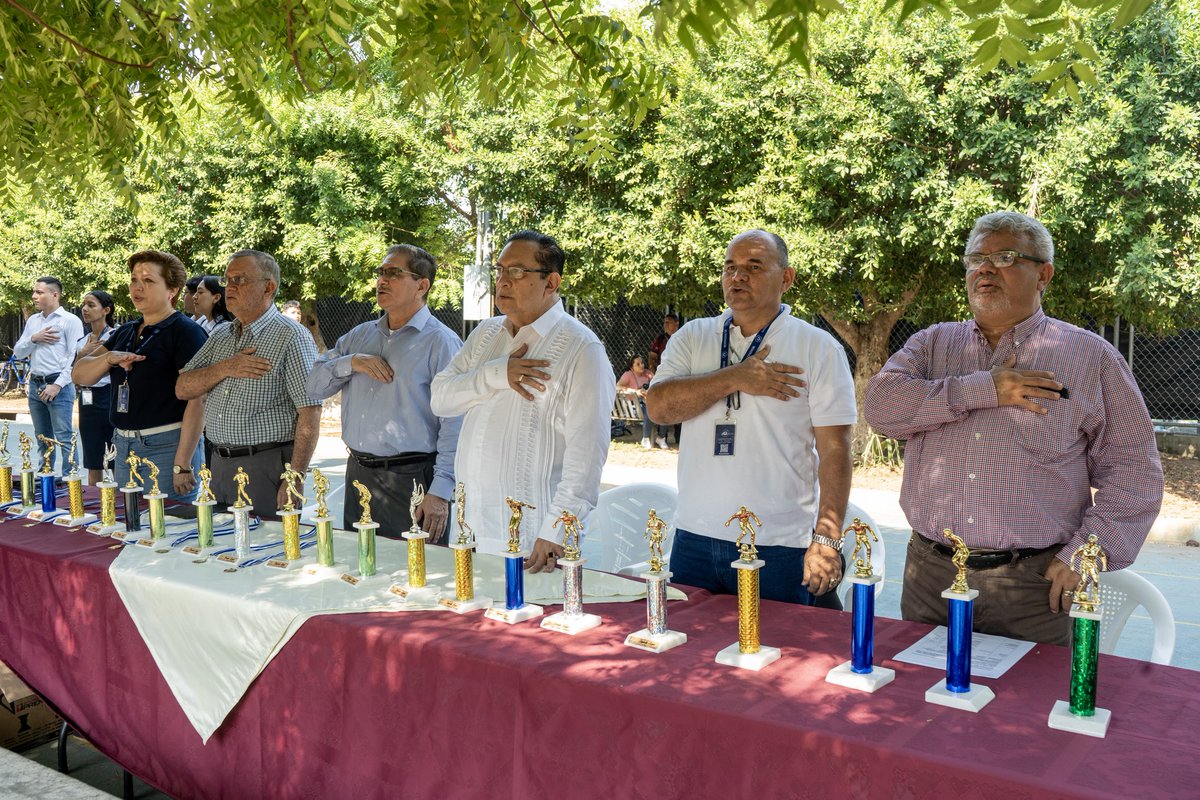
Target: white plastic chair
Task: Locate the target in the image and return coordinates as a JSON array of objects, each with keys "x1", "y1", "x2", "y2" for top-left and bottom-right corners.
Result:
[
  {"x1": 582, "y1": 482, "x2": 678, "y2": 575},
  {"x1": 1096, "y1": 569, "x2": 1176, "y2": 665},
  {"x1": 838, "y1": 501, "x2": 885, "y2": 611}
]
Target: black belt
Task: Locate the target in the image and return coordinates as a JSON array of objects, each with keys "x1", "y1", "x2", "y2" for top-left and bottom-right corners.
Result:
[
  {"x1": 213, "y1": 441, "x2": 292, "y2": 459},
  {"x1": 30, "y1": 372, "x2": 61, "y2": 383},
  {"x1": 919, "y1": 533, "x2": 1052, "y2": 570},
  {"x1": 350, "y1": 449, "x2": 436, "y2": 469}
]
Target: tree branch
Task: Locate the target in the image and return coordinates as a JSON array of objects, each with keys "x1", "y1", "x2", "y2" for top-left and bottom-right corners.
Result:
[
  {"x1": 287, "y1": 7, "x2": 316, "y2": 93},
  {"x1": 510, "y1": 0, "x2": 557, "y2": 48},
  {"x1": 433, "y1": 187, "x2": 473, "y2": 222},
  {"x1": 540, "y1": 0, "x2": 587, "y2": 66},
  {"x1": 0, "y1": 0, "x2": 166, "y2": 69}
]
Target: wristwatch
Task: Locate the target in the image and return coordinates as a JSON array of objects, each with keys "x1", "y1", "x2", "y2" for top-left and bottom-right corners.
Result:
[
  {"x1": 810, "y1": 532, "x2": 842, "y2": 551},
  {"x1": 172, "y1": 465, "x2": 193, "y2": 475}
]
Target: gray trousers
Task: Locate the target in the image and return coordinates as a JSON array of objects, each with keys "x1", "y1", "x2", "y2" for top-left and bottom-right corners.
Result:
[
  {"x1": 343, "y1": 455, "x2": 436, "y2": 539},
  {"x1": 901, "y1": 533, "x2": 1070, "y2": 646},
  {"x1": 210, "y1": 444, "x2": 293, "y2": 519}
]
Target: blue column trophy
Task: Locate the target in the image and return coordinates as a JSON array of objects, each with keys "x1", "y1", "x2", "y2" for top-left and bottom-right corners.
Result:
[
  {"x1": 26, "y1": 435, "x2": 66, "y2": 523},
  {"x1": 439, "y1": 483, "x2": 492, "y2": 613},
  {"x1": 181, "y1": 464, "x2": 220, "y2": 556},
  {"x1": 925, "y1": 530, "x2": 995, "y2": 712},
  {"x1": 624, "y1": 509, "x2": 687, "y2": 653},
  {"x1": 541, "y1": 510, "x2": 602, "y2": 634},
  {"x1": 484, "y1": 497, "x2": 544, "y2": 624},
  {"x1": 826, "y1": 518, "x2": 895, "y2": 692},
  {"x1": 1048, "y1": 535, "x2": 1111, "y2": 737}
]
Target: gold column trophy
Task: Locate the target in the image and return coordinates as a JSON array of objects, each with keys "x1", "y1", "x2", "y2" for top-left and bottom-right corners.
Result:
[
  {"x1": 136, "y1": 457, "x2": 168, "y2": 543},
  {"x1": 181, "y1": 464, "x2": 218, "y2": 555},
  {"x1": 484, "y1": 497, "x2": 544, "y2": 624},
  {"x1": 26, "y1": 435, "x2": 66, "y2": 523},
  {"x1": 925, "y1": 530, "x2": 995, "y2": 712},
  {"x1": 87, "y1": 443, "x2": 122, "y2": 535},
  {"x1": 438, "y1": 482, "x2": 492, "y2": 613},
  {"x1": 341, "y1": 480, "x2": 380, "y2": 586},
  {"x1": 0, "y1": 421, "x2": 13, "y2": 506},
  {"x1": 115, "y1": 449, "x2": 146, "y2": 541},
  {"x1": 390, "y1": 481, "x2": 440, "y2": 602},
  {"x1": 52, "y1": 433, "x2": 97, "y2": 528},
  {"x1": 302, "y1": 469, "x2": 344, "y2": 577},
  {"x1": 826, "y1": 518, "x2": 895, "y2": 692},
  {"x1": 266, "y1": 464, "x2": 306, "y2": 570},
  {"x1": 541, "y1": 510, "x2": 602, "y2": 634},
  {"x1": 1048, "y1": 535, "x2": 1112, "y2": 737},
  {"x1": 9, "y1": 431, "x2": 36, "y2": 515},
  {"x1": 715, "y1": 506, "x2": 781, "y2": 671},
  {"x1": 220, "y1": 466, "x2": 255, "y2": 565},
  {"x1": 625, "y1": 509, "x2": 687, "y2": 653}
]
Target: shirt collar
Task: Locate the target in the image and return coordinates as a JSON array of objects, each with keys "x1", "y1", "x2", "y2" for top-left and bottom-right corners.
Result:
[
  {"x1": 140, "y1": 311, "x2": 182, "y2": 334},
  {"x1": 510, "y1": 299, "x2": 566, "y2": 338},
  {"x1": 972, "y1": 307, "x2": 1046, "y2": 345},
  {"x1": 239, "y1": 306, "x2": 282, "y2": 338},
  {"x1": 719, "y1": 304, "x2": 791, "y2": 330},
  {"x1": 375, "y1": 304, "x2": 432, "y2": 335}
]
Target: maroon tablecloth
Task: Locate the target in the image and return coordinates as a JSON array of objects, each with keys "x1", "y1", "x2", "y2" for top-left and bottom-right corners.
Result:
[{"x1": 0, "y1": 512, "x2": 1196, "y2": 799}]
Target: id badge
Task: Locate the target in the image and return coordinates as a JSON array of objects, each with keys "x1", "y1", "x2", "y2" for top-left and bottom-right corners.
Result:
[
  {"x1": 116, "y1": 383, "x2": 130, "y2": 413},
  {"x1": 80, "y1": 388, "x2": 93, "y2": 406},
  {"x1": 714, "y1": 420, "x2": 736, "y2": 456}
]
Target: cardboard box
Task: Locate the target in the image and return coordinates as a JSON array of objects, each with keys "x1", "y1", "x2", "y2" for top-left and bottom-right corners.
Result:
[{"x1": 0, "y1": 661, "x2": 61, "y2": 752}]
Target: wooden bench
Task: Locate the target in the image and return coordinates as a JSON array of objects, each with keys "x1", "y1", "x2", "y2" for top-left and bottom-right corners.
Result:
[{"x1": 612, "y1": 394, "x2": 643, "y2": 424}]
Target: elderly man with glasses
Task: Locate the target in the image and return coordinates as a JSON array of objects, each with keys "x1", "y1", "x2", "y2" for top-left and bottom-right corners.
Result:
[
  {"x1": 306, "y1": 244, "x2": 463, "y2": 538},
  {"x1": 177, "y1": 249, "x2": 320, "y2": 514},
  {"x1": 645, "y1": 229, "x2": 856, "y2": 607},
  {"x1": 431, "y1": 230, "x2": 615, "y2": 571},
  {"x1": 864, "y1": 211, "x2": 1162, "y2": 645}
]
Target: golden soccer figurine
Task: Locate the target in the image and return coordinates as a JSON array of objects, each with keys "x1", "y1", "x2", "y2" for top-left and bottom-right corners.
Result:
[
  {"x1": 279, "y1": 463, "x2": 305, "y2": 511},
  {"x1": 1070, "y1": 535, "x2": 1108, "y2": 613},
  {"x1": 454, "y1": 481, "x2": 472, "y2": 544},
  {"x1": 944, "y1": 529, "x2": 971, "y2": 593},
  {"x1": 846, "y1": 517, "x2": 879, "y2": 578},
  {"x1": 353, "y1": 480, "x2": 373, "y2": 524},
  {"x1": 725, "y1": 505, "x2": 761, "y2": 560},
  {"x1": 18, "y1": 431, "x2": 32, "y2": 472},
  {"x1": 140, "y1": 457, "x2": 162, "y2": 496},
  {"x1": 196, "y1": 463, "x2": 216, "y2": 503},
  {"x1": 37, "y1": 435, "x2": 58, "y2": 475},
  {"x1": 232, "y1": 467, "x2": 252, "y2": 508},
  {"x1": 312, "y1": 469, "x2": 330, "y2": 518},
  {"x1": 552, "y1": 510, "x2": 583, "y2": 559},
  {"x1": 505, "y1": 496, "x2": 536, "y2": 553},
  {"x1": 125, "y1": 450, "x2": 143, "y2": 489},
  {"x1": 645, "y1": 509, "x2": 667, "y2": 572}
]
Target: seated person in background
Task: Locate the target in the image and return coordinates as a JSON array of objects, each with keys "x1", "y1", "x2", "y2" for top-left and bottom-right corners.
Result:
[{"x1": 616, "y1": 355, "x2": 669, "y2": 450}]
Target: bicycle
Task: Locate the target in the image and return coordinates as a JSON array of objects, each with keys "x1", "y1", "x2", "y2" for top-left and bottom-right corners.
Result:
[{"x1": 0, "y1": 347, "x2": 31, "y2": 396}]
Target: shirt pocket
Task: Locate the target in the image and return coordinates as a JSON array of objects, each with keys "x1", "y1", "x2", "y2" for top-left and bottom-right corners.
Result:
[{"x1": 1013, "y1": 400, "x2": 1085, "y2": 463}]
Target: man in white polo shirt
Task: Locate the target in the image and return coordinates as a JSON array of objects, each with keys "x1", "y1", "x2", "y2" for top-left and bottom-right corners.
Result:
[{"x1": 646, "y1": 230, "x2": 856, "y2": 606}]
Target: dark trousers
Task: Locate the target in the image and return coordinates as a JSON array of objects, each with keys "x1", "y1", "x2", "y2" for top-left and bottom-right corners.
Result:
[
  {"x1": 210, "y1": 444, "x2": 294, "y2": 519},
  {"x1": 343, "y1": 455, "x2": 436, "y2": 539},
  {"x1": 669, "y1": 528, "x2": 844, "y2": 609},
  {"x1": 901, "y1": 533, "x2": 1070, "y2": 645}
]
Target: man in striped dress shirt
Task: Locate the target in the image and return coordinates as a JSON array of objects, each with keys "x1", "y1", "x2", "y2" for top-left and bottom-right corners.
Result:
[{"x1": 864, "y1": 211, "x2": 1162, "y2": 645}]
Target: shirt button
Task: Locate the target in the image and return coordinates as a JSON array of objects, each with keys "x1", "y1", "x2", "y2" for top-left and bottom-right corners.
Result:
[
  {"x1": 967, "y1": 517, "x2": 974, "y2": 524},
  {"x1": 969, "y1": 474, "x2": 976, "y2": 480},
  {"x1": 974, "y1": 433, "x2": 981, "y2": 440}
]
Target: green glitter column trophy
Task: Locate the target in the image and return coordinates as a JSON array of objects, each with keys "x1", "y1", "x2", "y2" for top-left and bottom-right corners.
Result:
[
  {"x1": 302, "y1": 469, "x2": 344, "y2": 577},
  {"x1": 341, "y1": 481, "x2": 380, "y2": 586},
  {"x1": 182, "y1": 465, "x2": 219, "y2": 556},
  {"x1": 139, "y1": 458, "x2": 167, "y2": 542},
  {"x1": 1048, "y1": 535, "x2": 1112, "y2": 738}
]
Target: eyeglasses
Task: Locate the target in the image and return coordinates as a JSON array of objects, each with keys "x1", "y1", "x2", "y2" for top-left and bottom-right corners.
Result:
[
  {"x1": 492, "y1": 265, "x2": 551, "y2": 282},
  {"x1": 722, "y1": 263, "x2": 772, "y2": 277},
  {"x1": 375, "y1": 267, "x2": 422, "y2": 281},
  {"x1": 963, "y1": 250, "x2": 1045, "y2": 272},
  {"x1": 219, "y1": 275, "x2": 268, "y2": 288}
]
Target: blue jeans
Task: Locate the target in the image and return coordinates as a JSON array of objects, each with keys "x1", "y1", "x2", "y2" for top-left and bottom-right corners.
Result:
[
  {"x1": 113, "y1": 427, "x2": 202, "y2": 503},
  {"x1": 637, "y1": 399, "x2": 669, "y2": 441},
  {"x1": 27, "y1": 382, "x2": 76, "y2": 476},
  {"x1": 669, "y1": 528, "x2": 844, "y2": 609}
]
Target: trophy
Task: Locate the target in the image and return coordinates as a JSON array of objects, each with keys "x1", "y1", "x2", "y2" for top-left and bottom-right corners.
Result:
[
  {"x1": 390, "y1": 481, "x2": 440, "y2": 602},
  {"x1": 715, "y1": 506, "x2": 781, "y2": 670},
  {"x1": 180, "y1": 463, "x2": 218, "y2": 554},
  {"x1": 624, "y1": 509, "x2": 687, "y2": 653},
  {"x1": 484, "y1": 497, "x2": 544, "y2": 624},
  {"x1": 541, "y1": 510, "x2": 602, "y2": 634},
  {"x1": 9, "y1": 432, "x2": 36, "y2": 514},
  {"x1": 266, "y1": 464, "x2": 306, "y2": 570},
  {"x1": 341, "y1": 480, "x2": 379, "y2": 586},
  {"x1": 52, "y1": 432, "x2": 98, "y2": 528},
  {"x1": 219, "y1": 466, "x2": 255, "y2": 564},
  {"x1": 438, "y1": 482, "x2": 492, "y2": 613},
  {"x1": 137, "y1": 457, "x2": 168, "y2": 542},
  {"x1": 302, "y1": 469, "x2": 343, "y2": 576},
  {"x1": 925, "y1": 529, "x2": 995, "y2": 711},
  {"x1": 826, "y1": 518, "x2": 894, "y2": 691},
  {"x1": 1048, "y1": 535, "x2": 1112, "y2": 737},
  {"x1": 0, "y1": 421, "x2": 12, "y2": 505},
  {"x1": 116, "y1": 449, "x2": 146, "y2": 540},
  {"x1": 87, "y1": 443, "x2": 122, "y2": 535},
  {"x1": 26, "y1": 434, "x2": 64, "y2": 522}
]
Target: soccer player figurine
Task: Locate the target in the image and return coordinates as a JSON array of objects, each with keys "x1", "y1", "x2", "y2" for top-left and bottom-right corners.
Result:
[
  {"x1": 542, "y1": 511, "x2": 601, "y2": 635},
  {"x1": 715, "y1": 505, "x2": 780, "y2": 671},
  {"x1": 625, "y1": 509, "x2": 687, "y2": 654}
]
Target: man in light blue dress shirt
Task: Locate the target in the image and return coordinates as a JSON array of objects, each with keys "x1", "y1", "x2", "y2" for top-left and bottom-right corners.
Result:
[{"x1": 307, "y1": 245, "x2": 463, "y2": 539}]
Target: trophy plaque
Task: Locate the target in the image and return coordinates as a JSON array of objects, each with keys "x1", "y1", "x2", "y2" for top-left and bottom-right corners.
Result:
[
  {"x1": 715, "y1": 506, "x2": 781, "y2": 671},
  {"x1": 624, "y1": 509, "x2": 687, "y2": 653}
]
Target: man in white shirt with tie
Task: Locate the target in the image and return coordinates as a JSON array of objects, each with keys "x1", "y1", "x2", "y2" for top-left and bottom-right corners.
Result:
[
  {"x1": 15, "y1": 277, "x2": 84, "y2": 475},
  {"x1": 431, "y1": 230, "x2": 615, "y2": 571}
]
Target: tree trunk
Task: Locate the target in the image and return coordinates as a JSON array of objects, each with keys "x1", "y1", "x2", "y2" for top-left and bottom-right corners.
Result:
[{"x1": 300, "y1": 299, "x2": 327, "y2": 352}]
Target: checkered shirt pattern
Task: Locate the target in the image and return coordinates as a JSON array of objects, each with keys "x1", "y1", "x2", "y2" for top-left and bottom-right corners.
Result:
[
  {"x1": 864, "y1": 309, "x2": 1162, "y2": 569},
  {"x1": 183, "y1": 307, "x2": 320, "y2": 447}
]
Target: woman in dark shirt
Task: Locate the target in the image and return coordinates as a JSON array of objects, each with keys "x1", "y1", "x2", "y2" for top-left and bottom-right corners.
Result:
[{"x1": 72, "y1": 250, "x2": 207, "y2": 501}]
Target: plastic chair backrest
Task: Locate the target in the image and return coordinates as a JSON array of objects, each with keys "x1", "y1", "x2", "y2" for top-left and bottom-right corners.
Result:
[
  {"x1": 584, "y1": 483, "x2": 678, "y2": 573},
  {"x1": 1096, "y1": 568, "x2": 1176, "y2": 665}
]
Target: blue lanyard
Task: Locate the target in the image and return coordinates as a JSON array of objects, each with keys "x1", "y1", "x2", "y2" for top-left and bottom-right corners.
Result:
[{"x1": 721, "y1": 306, "x2": 785, "y2": 412}]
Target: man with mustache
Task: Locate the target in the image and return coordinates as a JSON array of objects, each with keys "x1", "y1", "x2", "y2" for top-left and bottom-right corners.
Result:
[
  {"x1": 307, "y1": 245, "x2": 463, "y2": 539},
  {"x1": 864, "y1": 211, "x2": 1162, "y2": 645}
]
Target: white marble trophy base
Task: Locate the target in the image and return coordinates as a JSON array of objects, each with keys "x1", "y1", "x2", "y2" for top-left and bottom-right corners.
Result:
[
  {"x1": 825, "y1": 661, "x2": 896, "y2": 692},
  {"x1": 438, "y1": 594, "x2": 494, "y2": 614},
  {"x1": 54, "y1": 512, "x2": 98, "y2": 528},
  {"x1": 301, "y1": 559, "x2": 348, "y2": 578},
  {"x1": 86, "y1": 522, "x2": 127, "y2": 537},
  {"x1": 264, "y1": 557, "x2": 305, "y2": 571},
  {"x1": 541, "y1": 611, "x2": 602, "y2": 635},
  {"x1": 25, "y1": 509, "x2": 67, "y2": 523},
  {"x1": 624, "y1": 628, "x2": 687, "y2": 653},
  {"x1": 485, "y1": 603, "x2": 544, "y2": 624},
  {"x1": 715, "y1": 642, "x2": 781, "y2": 671},
  {"x1": 926, "y1": 678, "x2": 995, "y2": 712},
  {"x1": 1047, "y1": 699, "x2": 1111, "y2": 738},
  {"x1": 389, "y1": 582, "x2": 440, "y2": 603}
]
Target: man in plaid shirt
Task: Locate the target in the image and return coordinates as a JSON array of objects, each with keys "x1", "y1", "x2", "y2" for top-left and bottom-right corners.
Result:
[
  {"x1": 177, "y1": 250, "x2": 320, "y2": 515},
  {"x1": 864, "y1": 212, "x2": 1162, "y2": 645}
]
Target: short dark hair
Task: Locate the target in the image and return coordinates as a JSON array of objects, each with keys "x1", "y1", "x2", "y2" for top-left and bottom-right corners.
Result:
[
  {"x1": 504, "y1": 230, "x2": 565, "y2": 275},
  {"x1": 36, "y1": 277, "x2": 63, "y2": 294},
  {"x1": 185, "y1": 275, "x2": 202, "y2": 292},
  {"x1": 199, "y1": 275, "x2": 235, "y2": 323},
  {"x1": 127, "y1": 250, "x2": 188, "y2": 301},
  {"x1": 85, "y1": 290, "x2": 116, "y2": 328},
  {"x1": 664, "y1": 312, "x2": 680, "y2": 322},
  {"x1": 385, "y1": 244, "x2": 438, "y2": 295}
]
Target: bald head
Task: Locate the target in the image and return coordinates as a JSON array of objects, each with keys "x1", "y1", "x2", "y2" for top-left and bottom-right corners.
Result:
[{"x1": 730, "y1": 229, "x2": 788, "y2": 269}]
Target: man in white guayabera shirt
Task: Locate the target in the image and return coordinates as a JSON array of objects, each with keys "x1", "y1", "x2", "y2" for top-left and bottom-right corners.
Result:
[{"x1": 431, "y1": 230, "x2": 615, "y2": 572}]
